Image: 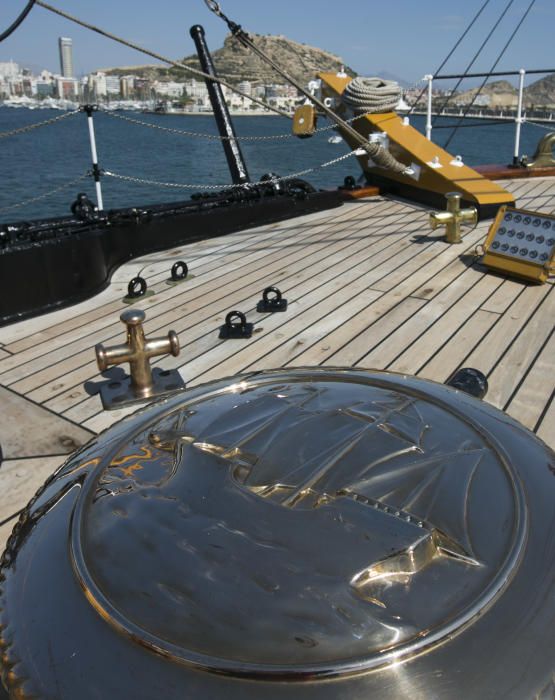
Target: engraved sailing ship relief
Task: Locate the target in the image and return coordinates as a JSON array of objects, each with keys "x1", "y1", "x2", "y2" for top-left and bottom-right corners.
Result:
[{"x1": 82, "y1": 378, "x2": 520, "y2": 670}]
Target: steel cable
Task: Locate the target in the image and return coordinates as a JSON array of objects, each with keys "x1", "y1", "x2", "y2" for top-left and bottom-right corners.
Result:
[
  {"x1": 444, "y1": 0, "x2": 537, "y2": 149},
  {"x1": 407, "y1": 0, "x2": 493, "y2": 114},
  {"x1": 0, "y1": 0, "x2": 36, "y2": 43},
  {"x1": 34, "y1": 0, "x2": 291, "y2": 118}
]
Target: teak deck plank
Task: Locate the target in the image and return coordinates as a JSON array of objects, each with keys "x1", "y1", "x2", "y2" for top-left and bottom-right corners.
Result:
[
  {"x1": 2, "y1": 201, "x2": 382, "y2": 389},
  {"x1": 505, "y1": 328, "x2": 555, "y2": 431},
  {"x1": 34, "y1": 202, "x2": 411, "y2": 410},
  {"x1": 0, "y1": 176, "x2": 554, "y2": 457}
]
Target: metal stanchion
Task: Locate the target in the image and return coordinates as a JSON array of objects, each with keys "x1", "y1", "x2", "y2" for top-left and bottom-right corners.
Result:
[{"x1": 82, "y1": 104, "x2": 104, "y2": 210}]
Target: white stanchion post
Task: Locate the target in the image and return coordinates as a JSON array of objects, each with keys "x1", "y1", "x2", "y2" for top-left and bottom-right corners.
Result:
[
  {"x1": 83, "y1": 105, "x2": 104, "y2": 210},
  {"x1": 513, "y1": 69, "x2": 526, "y2": 166},
  {"x1": 425, "y1": 75, "x2": 433, "y2": 141}
]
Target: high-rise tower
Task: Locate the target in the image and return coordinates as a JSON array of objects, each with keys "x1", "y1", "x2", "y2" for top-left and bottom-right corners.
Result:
[{"x1": 58, "y1": 37, "x2": 74, "y2": 78}]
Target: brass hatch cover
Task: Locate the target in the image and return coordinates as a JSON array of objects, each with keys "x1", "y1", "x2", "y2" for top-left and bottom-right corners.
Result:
[{"x1": 1, "y1": 368, "x2": 554, "y2": 699}]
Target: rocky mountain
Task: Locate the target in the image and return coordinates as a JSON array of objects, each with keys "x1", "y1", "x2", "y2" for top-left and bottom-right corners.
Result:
[
  {"x1": 448, "y1": 74, "x2": 555, "y2": 109},
  {"x1": 524, "y1": 73, "x2": 555, "y2": 108},
  {"x1": 103, "y1": 33, "x2": 355, "y2": 86},
  {"x1": 452, "y1": 80, "x2": 518, "y2": 107}
]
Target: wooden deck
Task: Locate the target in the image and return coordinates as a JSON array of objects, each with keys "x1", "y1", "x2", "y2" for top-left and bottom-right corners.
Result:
[{"x1": 0, "y1": 176, "x2": 554, "y2": 548}]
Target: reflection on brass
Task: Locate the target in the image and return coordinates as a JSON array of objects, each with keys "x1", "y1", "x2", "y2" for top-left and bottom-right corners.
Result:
[
  {"x1": 526, "y1": 132, "x2": 555, "y2": 169},
  {"x1": 429, "y1": 191, "x2": 478, "y2": 244},
  {"x1": 1, "y1": 368, "x2": 554, "y2": 699},
  {"x1": 94, "y1": 309, "x2": 185, "y2": 409}
]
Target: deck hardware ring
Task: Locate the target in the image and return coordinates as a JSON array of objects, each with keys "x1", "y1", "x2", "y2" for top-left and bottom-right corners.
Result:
[
  {"x1": 220, "y1": 310, "x2": 253, "y2": 339},
  {"x1": 171, "y1": 261, "x2": 188, "y2": 281},
  {"x1": 258, "y1": 286, "x2": 288, "y2": 312},
  {"x1": 127, "y1": 276, "x2": 147, "y2": 298}
]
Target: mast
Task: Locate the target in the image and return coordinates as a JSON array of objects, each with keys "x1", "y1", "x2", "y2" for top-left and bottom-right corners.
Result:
[{"x1": 189, "y1": 24, "x2": 250, "y2": 185}]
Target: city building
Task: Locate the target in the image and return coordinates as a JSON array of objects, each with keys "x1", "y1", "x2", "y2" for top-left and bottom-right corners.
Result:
[{"x1": 58, "y1": 37, "x2": 74, "y2": 78}]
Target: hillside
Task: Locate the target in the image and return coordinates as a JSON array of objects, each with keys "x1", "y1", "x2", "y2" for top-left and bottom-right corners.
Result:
[
  {"x1": 102, "y1": 32, "x2": 356, "y2": 86},
  {"x1": 453, "y1": 80, "x2": 518, "y2": 107},
  {"x1": 524, "y1": 73, "x2": 555, "y2": 108},
  {"x1": 449, "y1": 74, "x2": 555, "y2": 109}
]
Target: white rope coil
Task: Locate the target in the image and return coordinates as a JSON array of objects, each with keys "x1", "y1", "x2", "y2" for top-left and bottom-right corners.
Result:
[{"x1": 342, "y1": 77, "x2": 402, "y2": 114}]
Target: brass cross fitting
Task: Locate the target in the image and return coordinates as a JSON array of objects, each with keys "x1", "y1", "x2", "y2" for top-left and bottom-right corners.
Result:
[
  {"x1": 429, "y1": 192, "x2": 478, "y2": 244},
  {"x1": 96, "y1": 309, "x2": 180, "y2": 400}
]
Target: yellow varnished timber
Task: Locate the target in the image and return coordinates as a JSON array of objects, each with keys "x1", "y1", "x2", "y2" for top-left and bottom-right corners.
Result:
[{"x1": 318, "y1": 72, "x2": 515, "y2": 214}]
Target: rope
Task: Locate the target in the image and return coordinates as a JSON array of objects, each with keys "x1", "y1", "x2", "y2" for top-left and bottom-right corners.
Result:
[
  {"x1": 341, "y1": 77, "x2": 401, "y2": 114},
  {"x1": 444, "y1": 0, "x2": 537, "y2": 149},
  {"x1": 0, "y1": 0, "x2": 36, "y2": 42},
  {"x1": 407, "y1": 0, "x2": 493, "y2": 114},
  {"x1": 104, "y1": 149, "x2": 363, "y2": 190},
  {"x1": 205, "y1": 2, "x2": 408, "y2": 175},
  {"x1": 0, "y1": 173, "x2": 89, "y2": 214},
  {"x1": 101, "y1": 107, "x2": 383, "y2": 141},
  {"x1": 0, "y1": 109, "x2": 79, "y2": 139},
  {"x1": 432, "y1": 0, "x2": 517, "y2": 127},
  {"x1": 34, "y1": 0, "x2": 291, "y2": 118},
  {"x1": 525, "y1": 120, "x2": 555, "y2": 132}
]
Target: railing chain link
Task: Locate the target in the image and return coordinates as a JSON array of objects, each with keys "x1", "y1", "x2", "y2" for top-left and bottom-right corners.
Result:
[
  {"x1": 0, "y1": 172, "x2": 89, "y2": 214},
  {"x1": 104, "y1": 149, "x2": 363, "y2": 190},
  {"x1": 0, "y1": 108, "x2": 79, "y2": 139}
]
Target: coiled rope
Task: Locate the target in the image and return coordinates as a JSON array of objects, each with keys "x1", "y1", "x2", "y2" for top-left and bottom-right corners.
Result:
[
  {"x1": 206, "y1": 1, "x2": 408, "y2": 175},
  {"x1": 341, "y1": 77, "x2": 401, "y2": 114}
]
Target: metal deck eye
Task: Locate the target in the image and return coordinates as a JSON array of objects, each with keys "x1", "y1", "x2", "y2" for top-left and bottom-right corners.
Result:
[
  {"x1": 127, "y1": 276, "x2": 147, "y2": 298},
  {"x1": 219, "y1": 310, "x2": 253, "y2": 339},
  {"x1": 257, "y1": 286, "x2": 288, "y2": 312},
  {"x1": 171, "y1": 261, "x2": 188, "y2": 281}
]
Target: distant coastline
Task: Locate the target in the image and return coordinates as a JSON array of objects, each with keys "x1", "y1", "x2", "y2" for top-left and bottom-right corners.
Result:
[{"x1": 0, "y1": 97, "x2": 286, "y2": 116}]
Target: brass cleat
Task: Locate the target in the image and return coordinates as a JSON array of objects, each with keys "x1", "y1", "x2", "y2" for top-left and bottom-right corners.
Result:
[
  {"x1": 429, "y1": 192, "x2": 478, "y2": 244},
  {"x1": 95, "y1": 309, "x2": 185, "y2": 410}
]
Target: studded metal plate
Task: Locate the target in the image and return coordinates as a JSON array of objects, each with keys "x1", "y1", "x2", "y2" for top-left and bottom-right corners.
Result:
[{"x1": 489, "y1": 208, "x2": 555, "y2": 263}]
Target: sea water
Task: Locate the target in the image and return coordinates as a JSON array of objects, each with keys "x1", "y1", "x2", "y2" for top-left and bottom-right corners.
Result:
[{"x1": 0, "y1": 108, "x2": 547, "y2": 222}]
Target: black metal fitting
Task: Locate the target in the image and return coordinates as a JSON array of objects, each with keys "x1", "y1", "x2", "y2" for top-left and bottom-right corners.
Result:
[
  {"x1": 170, "y1": 261, "x2": 188, "y2": 281},
  {"x1": 71, "y1": 193, "x2": 96, "y2": 221},
  {"x1": 127, "y1": 277, "x2": 147, "y2": 299},
  {"x1": 219, "y1": 310, "x2": 253, "y2": 339},
  {"x1": 257, "y1": 286, "x2": 288, "y2": 312},
  {"x1": 343, "y1": 175, "x2": 357, "y2": 190},
  {"x1": 445, "y1": 367, "x2": 488, "y2": 399},
  {"x1": 0, "y1": 228, "x2": 11, "y2": 248},
  {"x1": 81, "y1": 104, "x2": 98, "y2": 116}
]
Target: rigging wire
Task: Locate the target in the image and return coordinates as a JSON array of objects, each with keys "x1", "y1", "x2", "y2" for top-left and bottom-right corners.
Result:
[
  {"x1": 407, "y1": 0, "x2": 493, "y2": 114},
  {"x1": 0, "y1": 0, "x2": 36, "y2": 43},
  {"x1": 432, "y1": 0, "x2": 516, "y2": 125},
  {"x1": 444, "y1": 0, "x2": 537, "y2": 149},
  {"x1": 33, "y1": 0, "x2": 291, "y2": 118},
  {"x1": 205, "y1": 1, "x2": 408, "y2": 173}
]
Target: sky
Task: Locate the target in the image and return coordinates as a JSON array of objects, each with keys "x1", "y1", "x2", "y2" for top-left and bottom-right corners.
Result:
[{"x1": 1, "y1": 0, "x2": 554, "y2": 86}]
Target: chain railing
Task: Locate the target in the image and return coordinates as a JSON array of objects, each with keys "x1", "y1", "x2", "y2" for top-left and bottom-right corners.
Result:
[
  {"x1": 104, "y1": 148, "x2": 365, "y2": 191},
  {"x1": 100, "y1": 107, "x2": 384, "y2": 141},
  {"x1": 0, "y1": 172, "x2": 89, "y2": 214},
  {"x1": 0, "y1": 108, "x2": 79, "y2": 139}
]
